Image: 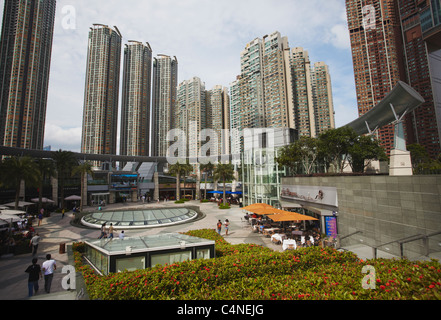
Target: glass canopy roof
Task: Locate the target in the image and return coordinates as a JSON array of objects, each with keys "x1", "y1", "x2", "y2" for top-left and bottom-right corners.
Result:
[
  {"x1": 85, "y1": 233, "x2": 215, "y2": 255},
  {"x1": 81, "y1": 207, "x2": 198, "y2": 229}
]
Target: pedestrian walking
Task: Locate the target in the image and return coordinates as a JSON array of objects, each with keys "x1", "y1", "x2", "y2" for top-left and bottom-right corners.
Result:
[
  {"x1": 224, "y1": 219, "x2": 230, "y2": 236},
  {"x1": 108, "y1": 223, "x2": 114, "y2": 239},
  {"x1": 42, "y1": 254, "x2": 56, "y2": 294},
  {"x1": 38, "y1": 209, "x2": 43, "y2": 226},
  {"x1": 25, "y1": 258, "x2": 42, "y2": 297},
  {"x1": 29, "y1": 233, "x2": 41, "y2": 256},
  {"x1": 216, "y1": 220, "x2": 222, "y2": 235},
  {"x1": 98, "y1": 223, "x2": 107, "y2": 239}
]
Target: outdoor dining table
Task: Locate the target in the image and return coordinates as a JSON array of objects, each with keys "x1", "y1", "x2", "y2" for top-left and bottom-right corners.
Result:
[
  {"x1": 262, "y1": 228, "x2": 281, "y2": 237},
  {"x1": 282, "y1": 239, "x2": 297, "y2": 251},
  {"x1": 271, "y1": 233, "x2": 286, "y2": 244}
]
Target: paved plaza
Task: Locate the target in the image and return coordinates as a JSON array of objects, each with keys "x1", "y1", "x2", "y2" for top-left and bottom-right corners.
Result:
[{"x1": 0, "y1": 200, "x2": 438, "y2": 300}]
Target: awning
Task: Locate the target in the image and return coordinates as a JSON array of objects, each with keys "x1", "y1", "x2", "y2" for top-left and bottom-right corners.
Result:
[
  {"x1": 4, "y1": 201, "x2": 34, "y2": 208},
  {"x1": 0, "y1": 213, "x2": 24, "y2": 223},
  {"x1": 31, "y1": 197, "x2": 54, "y2": 203},
  {"x1": 0, "y1": 209, "x2": 26, "y2": 216},
  {"x1": 65, "y1": 195, "x2": 82, "y2": 201},
  {"x1": 280, "y1": 200, "x2": 302, "y2": 208},
  {"x1": 242, "y1": 203, "x2": 273, "y2": 211},
  {"x1": 303, "y1": 206, "x2": 336, "y2": 216},
  {"x1": 268, "y1": 211, "x2": 318, "y2": 222}
]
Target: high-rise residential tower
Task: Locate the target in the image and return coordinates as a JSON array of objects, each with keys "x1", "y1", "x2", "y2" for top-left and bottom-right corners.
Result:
[
  {"x1": 176, "y1": 76, "x2": 207, "y2": 160},
  {"x1": 239, "y1": 37, "x2": 265, "y2": 129},
  {"x1": 421, "y1": 0, "x2": 441, "y2": 151},
  {"x1": 0, "y1": 0, "x2": 57, "y2": 150},
  {"x1": 398, "y1": 0, "x2": 441, "y2": 158},
  {"x1": 120, "y1": 41, "x2": 152, "y2": 157},
  {"x1": 290, "y1": 47, "x2": 316, "y2": 137},
  {"x1": 262, "y1": 32, "x2": 292, "y2": 129},
  {"x1": 346, "y1": 0, "x2": 406, "y2": 155},
  {"x1": 81, "y1": 24, "x2": 122, "y2": 157},
  {"x1": 230, "y1": 32, "x2": 335, "y2": 151},
  {"x1": 206, "y1": 85, "x2": 230, "y2": 156},
  {"x1": 312, "y1": 61, "x2": 335, "y2": 135},
  {"x1": 151, "y1": 55, "x2": 178, "y2": 157}
]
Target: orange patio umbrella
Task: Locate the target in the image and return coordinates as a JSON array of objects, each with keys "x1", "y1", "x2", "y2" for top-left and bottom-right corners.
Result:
[
  {"x1": 242, "y1": 203, "x2": 273, "y2": 211},
  {"x1": 268, "y1": 210, "x2": 318, "y2": 222}
]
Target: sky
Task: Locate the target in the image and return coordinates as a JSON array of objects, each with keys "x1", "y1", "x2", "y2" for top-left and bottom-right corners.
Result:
[{"x1": 1, "y1": 0, "x2": 359, "y2": 153}]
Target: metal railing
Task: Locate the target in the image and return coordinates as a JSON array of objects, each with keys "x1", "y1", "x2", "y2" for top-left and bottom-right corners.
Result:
[{"x1": 372, "y1": 231, "x2": 441, "y2": 259}]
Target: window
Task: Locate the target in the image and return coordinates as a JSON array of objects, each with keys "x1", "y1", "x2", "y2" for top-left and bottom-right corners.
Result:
[
  {"x1": 151, "y1": 251, "x2": 192, "y2": 267},
  {"x1": 116, "y1": 256, "x2": 145, "y2": 273},
  {"x1": 196, "y1": 249, "x2": 211, "y2": 260}
]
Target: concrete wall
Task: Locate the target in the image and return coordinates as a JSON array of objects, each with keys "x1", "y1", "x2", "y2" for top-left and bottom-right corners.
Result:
[{"x1": 282, "y1": 175, "x2": 441, "y2": 258}]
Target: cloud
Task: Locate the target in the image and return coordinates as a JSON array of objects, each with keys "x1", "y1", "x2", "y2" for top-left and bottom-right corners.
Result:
[
  {"x1": 326, "y1": 24, "x2": 351, "y2": 49},
  {"x1": 44, "y1": 123, "x2": 82, "y2": 152}
]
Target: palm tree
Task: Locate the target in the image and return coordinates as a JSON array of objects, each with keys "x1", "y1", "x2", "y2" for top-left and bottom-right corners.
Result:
[
  {"x1": 169, "y1": 161, "x2": 193, "y2": 201},
  {"x1": 72, "y1": 161, "x2": 94, "y2": 211},
  {"x1": 52, "y1": 150, "x2": 78, "y2": 209},
  {"x1": 35, "y1": 159, "x2": 56, "y2": 211},
  {"x1": 213, "y1": 163, "x2": 235, "y2": 206},
  {"x1": 200, "y1": 162, "x2": 215, "y2": 200},
  {"x1": 1, "y1": 157, "x2": 39, "y2": 209}
]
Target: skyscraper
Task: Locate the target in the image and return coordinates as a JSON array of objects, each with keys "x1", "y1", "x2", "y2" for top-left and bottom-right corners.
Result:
[
  {"x1": 176, "y1": 76, "x2": 206, "y2": 160},
  {"x1": 346, "y1": 0, "x2": 406, "y2": 155},
  {"x1": 151, "y1": 54, "x2": 178, "y2": 157},
  {"x1": 206, "y1": 85, "x2": 230, "y2": 157},
  {"x1": 239, "y1": 37, "x2": 265, "y2": 128},
  {"x1": 290, "y1": 47, "x2": 316, "y2": 137},
  {"x1": 230, "y1": 31, "x2": 335, "y2": 151},
  {"x1": 398, "y1": 0, "x2": 441, "y2": 158},
  {"x1": 120, "y1": 41, "x2": 152, "y2": 157},
  {"x1": 0, "y1": 0, "x2": 56, "y2": 150},
  {"x1": 312, "y1": 61, "x2": 335, "y2": 135},
  {"x1": 81, "y1": 24, "x2": 122, "y2": 157},
  {"x1": 262, "y1": 32, "x2": 292, "y2": 129}
]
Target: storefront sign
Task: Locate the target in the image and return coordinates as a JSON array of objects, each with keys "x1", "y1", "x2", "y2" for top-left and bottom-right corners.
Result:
[
  {"x1": 280, "y1": 185, "x2": 338, "y2": 208},
  {"x1": 325, "y1": 216, "x2": 338, "y2": 238}
]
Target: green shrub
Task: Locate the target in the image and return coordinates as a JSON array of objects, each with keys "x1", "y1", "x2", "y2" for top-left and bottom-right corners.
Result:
[
  {"x1": 219, "y1": 203, "x2": 230, "y2": 209},
  {"x1": 73, "y1": 229, "x2": 441, "y2": 300}
]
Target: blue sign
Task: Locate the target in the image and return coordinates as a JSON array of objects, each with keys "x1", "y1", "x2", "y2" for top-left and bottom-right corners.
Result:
[{"x1": 325, "y1": 216, "x2": 338, "y2": 238}]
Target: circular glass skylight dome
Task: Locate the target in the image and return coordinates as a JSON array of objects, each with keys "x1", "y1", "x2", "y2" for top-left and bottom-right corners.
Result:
[{"x1": 81, "y1": 207, "x2": 199, "y2": 229}]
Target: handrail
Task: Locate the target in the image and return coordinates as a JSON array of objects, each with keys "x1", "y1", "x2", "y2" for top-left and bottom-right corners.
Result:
[
  {"x1": 372, "y1": 231, "x2": 441, "y2": 259},
  {"x1": 338, "y1": 230, "x2": 363, "y2": 241}
]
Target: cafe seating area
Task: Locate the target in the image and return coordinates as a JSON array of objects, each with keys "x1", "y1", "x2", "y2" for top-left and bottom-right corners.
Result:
[{"x1": 242, "y1": 203, "x2": 322, "y2": 251}]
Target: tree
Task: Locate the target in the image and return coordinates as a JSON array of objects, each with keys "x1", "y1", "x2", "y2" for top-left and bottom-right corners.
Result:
[
  {"x1": 408, "y1": 144, "x2": 441, "y2": 174},
  {"x1": 277, "y1": 136, "x2": 320, "y2": 175},
  {"x1": 35, "y1": 159, "x2": 56, "y2": 211},
  {"x1": 169, "y1": 162, "x2": 193, "y2": 201},
  {"x1": 347, "y1": 135, "x2": 387, "y2": 173},
  {"x1": 318, "y1": 127, "x2": 358, "y2": 173},
  {"x1": 0, "y1": 157, "x2": 39, "y2": 209},
  {"x1": 72, "y1": 161, "x2": 94, "y2": 211},
  {"x1": 213, "y1": 163, "x2": 235, "y2": 206},
  {"x1": 277, "y1": 128, "x2": 387, "y2": 175},
  {"x1": 52, "y1": 150, "x2": 78, "y2": 209},
  {"x1": 200, "y1": 162, "x2": 215, "y2": 200}
]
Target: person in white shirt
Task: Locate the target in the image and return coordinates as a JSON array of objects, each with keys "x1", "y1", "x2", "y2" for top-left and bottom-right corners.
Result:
[
  {"x1": 119, "y1": 230, "x2": 125, "y2": 240},
  {"x1": 42, "y1": 254, "x2": 56, "y2": 293},
  {"x1": 29, "y1": 233, "x2": 41, "y2": 256}
]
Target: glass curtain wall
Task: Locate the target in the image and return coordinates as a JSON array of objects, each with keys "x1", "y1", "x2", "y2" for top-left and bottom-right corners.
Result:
[{"x1": 242, "y1": 147, "x2": 286, "y2": 207}]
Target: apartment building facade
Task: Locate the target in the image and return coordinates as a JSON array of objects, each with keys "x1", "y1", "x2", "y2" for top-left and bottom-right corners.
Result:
[{"x1": 0, "y1": 0, "x2": 57, "y2": 150}]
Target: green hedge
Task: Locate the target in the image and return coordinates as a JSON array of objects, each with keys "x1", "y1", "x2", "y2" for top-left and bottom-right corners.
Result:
[{"x1": 73, "y1": 229, "x2": 441, "y2": 300}]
